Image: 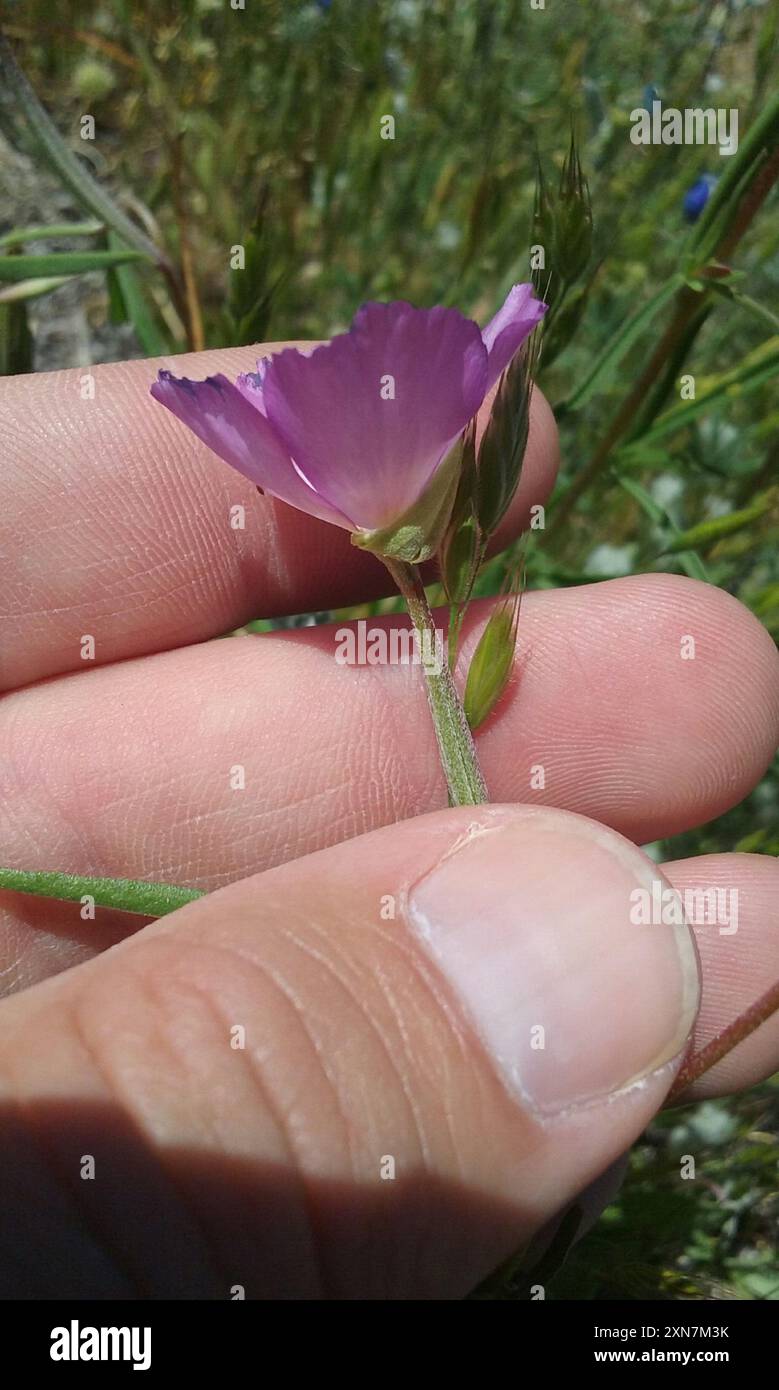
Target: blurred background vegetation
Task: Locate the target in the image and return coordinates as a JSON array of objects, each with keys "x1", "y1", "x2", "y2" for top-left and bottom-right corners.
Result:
[{"x1": 0, "y1": 0, "x2": 777, "y2": 1300}]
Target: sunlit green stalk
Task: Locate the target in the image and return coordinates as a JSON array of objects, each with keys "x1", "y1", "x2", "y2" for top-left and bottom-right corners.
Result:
[
  {"x1": 0, "y1": 867, "x2": 203, "y2": 917},
  {"x1": 383, "y1": 559, "x2": 488, "y2": 805}
]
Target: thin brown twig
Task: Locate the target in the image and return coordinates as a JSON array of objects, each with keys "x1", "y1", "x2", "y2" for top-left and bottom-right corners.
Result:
[{"x1": 668, "y1": 977, "x2": 779, "y2": 1104}]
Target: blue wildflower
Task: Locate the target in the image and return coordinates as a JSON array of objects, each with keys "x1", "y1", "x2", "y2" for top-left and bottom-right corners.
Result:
[{"x1": 683, "y1": 173, "x2": 717, "y2": 223}]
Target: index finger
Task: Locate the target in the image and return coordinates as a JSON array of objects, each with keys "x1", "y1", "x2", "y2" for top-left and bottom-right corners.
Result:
[{"x1": 0, "y1": 345, "x2": 558, "y2": 691}]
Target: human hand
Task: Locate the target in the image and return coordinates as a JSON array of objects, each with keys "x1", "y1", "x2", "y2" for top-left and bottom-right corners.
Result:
[{"x1": 1, "y1": 347, "x2": 777, "y2": 1297}]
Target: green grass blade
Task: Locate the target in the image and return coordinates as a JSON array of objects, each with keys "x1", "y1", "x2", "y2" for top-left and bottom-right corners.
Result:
[
  {"x1": 0, "y1": 250, "x2": 144, "y2": 282},
  {"x1": 0, "y1": 220, "x2": 105, "y2": 249},
  {"x1": 557, "y1": 276, "x2": 683, "y2": 412},
  {"x1": 0, "y1": 276, "x2": 73, "y2": 303}
]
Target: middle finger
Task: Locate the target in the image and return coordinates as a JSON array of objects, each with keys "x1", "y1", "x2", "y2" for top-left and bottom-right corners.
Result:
[{"x1": 0, "y1": 572, "x2": 776, "y2": 984}]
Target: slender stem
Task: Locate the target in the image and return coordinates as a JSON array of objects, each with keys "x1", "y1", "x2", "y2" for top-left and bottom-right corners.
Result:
[
  {"x1": 0, "y1": 867, "x2": 203, "y2": 917},
  {"x1": 667, "y1": 977, "x2": 779, "y2": 1104},
  {"x1": 382, "y1": 559, "x2": 488, "y2": 806}
]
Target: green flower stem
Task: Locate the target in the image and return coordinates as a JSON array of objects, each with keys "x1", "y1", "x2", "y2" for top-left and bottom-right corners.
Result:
[
  {"x1": 0, "y1": 867, "x2": 203, "y2": 917},
  {"x1": 382, "y1": 558, "x2": 488, "y2": 806}
]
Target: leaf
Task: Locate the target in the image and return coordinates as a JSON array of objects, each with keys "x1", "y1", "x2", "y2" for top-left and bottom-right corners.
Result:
[
  {"x1": 708, "y1": 282, "x2": 779, "y2": 334},
  {"x1": 638, "y1": 338, "x2": 779, "y2": 445},
  {"x1": 614, "y1": 473, "x2": 710, "y2": 581},
  {"x1": 0, "y1": 276, "x2": 72, "y2": 304},
  {"x1": 0, "y1": 220, "x2": 105, "y2": 249},
  {"x1": 107, "y1": 231, "x2": 175, "y2": 355},
  {"x1": 558, "y1": 276, "x2": 683, "y2": 412},
  {"x1": 0, "y1": 250, "x2": 144, "y2": 282},
  {"x1": 660, "y1": 493, "x2": 775, "y2": 555}
]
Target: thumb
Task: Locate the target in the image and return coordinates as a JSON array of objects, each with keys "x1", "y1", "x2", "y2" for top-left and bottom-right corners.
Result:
[{"x1": 0, "y1": 804, "x2": 699, "y2": 1299}]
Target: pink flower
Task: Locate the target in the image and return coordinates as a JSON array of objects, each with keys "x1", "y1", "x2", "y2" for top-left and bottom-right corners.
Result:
[{"x1": 151, "y1": 285, "x2": 545, "y2": 541}]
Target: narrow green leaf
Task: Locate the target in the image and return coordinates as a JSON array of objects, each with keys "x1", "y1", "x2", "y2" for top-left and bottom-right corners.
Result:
[
  {"x1": 107, "y1": 232, "x2": 174, "y2": 355},
  {"x1": 661, "y1": 493, "x2": 775, "y2": 554},
  {"x1": 0, "y1": 276, "x2": 72, "y2": 303},
  {"x1": 638, "y1": 338, "x2": 779, "y2": 445},
  {"x1": 0, "y1": 250, "x2": 144, "y2": 283},
  {"x1": 614, "y1": 473, "x2": 710, "y2": 581},
  {"x1": 708, "y1": 283, "x2": 779, "y2": 334},
  {"x1": 615, "y1": 474, "x2": 666, "y2": 525},
  {"x1": 0, "y1": 220, "x2": 104, "y2": 249},
  {"x1": 558, "y1": 276, "x2": 683, "y2": 413}
]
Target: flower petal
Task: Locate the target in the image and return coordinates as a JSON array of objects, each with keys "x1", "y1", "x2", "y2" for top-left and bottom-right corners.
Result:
[
  {"x1": 261, "y1": 301, "x2": 488, "y2": 531},
  {"x1": 151, "y1": 371, "x2": 351, "y2": 528},
  {"x1": 481, "y1": 283, "x2": 546, "y2": 392},
  {"x1": 235, "y1": 356, "x2": 272, "y2": 412}
]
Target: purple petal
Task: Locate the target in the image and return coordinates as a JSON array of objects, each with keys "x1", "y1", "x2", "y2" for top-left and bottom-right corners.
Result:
[
  {"x1": 261, "y1": 302, "x2": 488, "y2": 531},
  {"x1": 481, "y1": 283, "x2": 546, "y2": 392},
  {"x1": 151, "y1": 370, "x2": 352, "y2": 528},
  {"x1": 235, "y1": 356, "x2": 273, "y2": 412}
]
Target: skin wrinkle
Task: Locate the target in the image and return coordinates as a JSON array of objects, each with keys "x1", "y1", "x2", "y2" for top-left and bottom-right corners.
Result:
[
  {"x1": 277, "y1": 918, "x2": 434, "y2": 1169},
  {"x1": 68, "y1": 971, "x2": 246, "y2": 1296},
  {"x1": 160, "y1": 936, "x2": 361, "y2": 1298},
  {"x1": 188, "y1": 935, "x2": 359, "y2": 1169},
  {"x1": 140, "y1": 966, "x2": 321, "y2": 1295},
  {"x1": 1, "y1": 986, "x2": 145, "y2": 1294},
  {"x1": 64, "y1": 1004, "x2": 175, "y2": 1299},
  {"x1": 369, "y1": 923, "x2": 478, "y2": 1179},
  {"x1": 70, "y1": 948, "x2": 319, "y2": 1297}
]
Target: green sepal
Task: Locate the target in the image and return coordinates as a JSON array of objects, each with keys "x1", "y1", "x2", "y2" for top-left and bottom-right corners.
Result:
[{"x1": 351, "y1": 433, "x2": 465, "y2": 564}]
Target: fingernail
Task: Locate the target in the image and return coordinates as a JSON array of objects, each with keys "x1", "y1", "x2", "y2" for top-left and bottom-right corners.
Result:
[{"x1": 407, "y1": 811, "x2": 700, "y2": 1116}]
